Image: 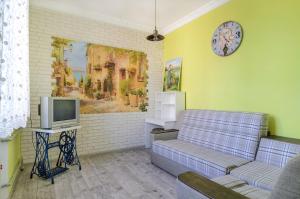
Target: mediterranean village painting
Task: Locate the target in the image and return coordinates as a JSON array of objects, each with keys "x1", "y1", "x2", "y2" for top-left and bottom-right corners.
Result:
[{"x1": 51, "y1": 37, "x2": 149, "y2": 114}]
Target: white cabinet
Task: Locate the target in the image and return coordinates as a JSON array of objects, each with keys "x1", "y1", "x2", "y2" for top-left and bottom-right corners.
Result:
[
  {"x1": 145, "y1": 91, "x2": 185, "y2": 148},
  {"x1": 153, "y1": 91, "x2": 185, "y2": 122}
]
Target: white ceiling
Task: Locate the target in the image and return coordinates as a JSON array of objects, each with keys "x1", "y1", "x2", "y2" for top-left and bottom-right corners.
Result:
[{"x1": 30, "y1": 0, "x2": 229, "y2": 34}]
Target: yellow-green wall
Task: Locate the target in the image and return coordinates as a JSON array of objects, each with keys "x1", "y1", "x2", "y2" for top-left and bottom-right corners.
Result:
[
  {"x1": 8, "y1": 130, "x2": 22, "y2": 195},
  {"x1": 164, "y1": 0, "x2": 300, "y2": 138},
  {"x1": 8, "y1": 131, "x2": 21, "y2": 180}
]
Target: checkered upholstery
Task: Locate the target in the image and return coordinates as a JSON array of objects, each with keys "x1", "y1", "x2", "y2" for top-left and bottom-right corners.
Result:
[
  {"x1": 178, "y1": 110, "x2": 268, "y2": 161},
  {"x1": 230, "y1": 161, "x2": 281, "y2": 191},
  {"x1": 152, "y1": 139, "x2": 249, "y2": 178},
  {"x1": 229, "y1": 138, "x2": 300, "y2": 191},
  {"x1": 256, "y1": 138, "x2": 300, "y2": 168},
  {"x1": 212, "y1": 175, "x2": 272, "y2": 199},
  {"x1": 233, "y1": 184, "x2": 271, "y2": 199},
  {"x1": 212, "y1": 175, "x2": 247, "y2": 189}
]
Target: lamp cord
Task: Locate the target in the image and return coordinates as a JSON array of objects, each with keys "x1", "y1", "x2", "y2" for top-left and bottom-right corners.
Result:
[{"x1": 155, "y1": 0, "x2": 157, "y2": 30}]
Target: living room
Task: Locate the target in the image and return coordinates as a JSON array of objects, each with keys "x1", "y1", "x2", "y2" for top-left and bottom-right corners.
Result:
[{"x1": 1, "y1": 0, "x2": 300, "y2": 199}]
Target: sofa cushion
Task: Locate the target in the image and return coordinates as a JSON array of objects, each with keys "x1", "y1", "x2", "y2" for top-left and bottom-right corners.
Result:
[
  {"x1": 212, "y1": 175, "x2": 247, "y2": 189},
  {"x1": 232, "y1": 184, "x2": 271, "y2": 199},
  {"x1": 152, "y1": 139, "x2": 250, "y2": 178},
  {"x1": 256, "y1": 138, "x2": 300, "y2": 168},
  {"x1": 230, "y1": 161, "x2": 281, "y2": 191},
  {"x1": 212, "y1": 175, "x2": 272, "y2": 199},
  {"x1": 177, "y1": 110, "x2": 268, "y2": 161}
]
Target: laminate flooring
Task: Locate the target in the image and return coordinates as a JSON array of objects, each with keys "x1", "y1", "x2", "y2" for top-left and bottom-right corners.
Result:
[{"x1": 11, "y1": 149, "x2": 177, "y2": 199}]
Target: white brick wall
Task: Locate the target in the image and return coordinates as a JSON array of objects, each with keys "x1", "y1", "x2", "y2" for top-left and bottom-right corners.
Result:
[{"x1": 21, "y1": 6, "x2": 163, "y2": 163}]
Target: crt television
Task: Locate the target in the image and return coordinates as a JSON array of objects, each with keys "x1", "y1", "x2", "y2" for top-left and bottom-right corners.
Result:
[{"x1": 39, "y1": 97, "x2": 80, "y2": 129}]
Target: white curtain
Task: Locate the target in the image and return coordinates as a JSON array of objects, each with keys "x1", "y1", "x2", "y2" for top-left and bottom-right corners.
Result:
[{"x1": 0, "y1": 0, "x2": 29, "y2": 138}]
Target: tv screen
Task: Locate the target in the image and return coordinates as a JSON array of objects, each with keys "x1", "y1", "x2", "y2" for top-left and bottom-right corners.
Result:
[{"x1": 53, "y1": 99, "x2": 76, "y2": 122}]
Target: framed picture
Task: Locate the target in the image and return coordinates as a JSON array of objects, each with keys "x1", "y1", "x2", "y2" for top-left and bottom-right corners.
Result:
[{"x1": 163, "y1": 58, "x2": 182, "y2": 91}]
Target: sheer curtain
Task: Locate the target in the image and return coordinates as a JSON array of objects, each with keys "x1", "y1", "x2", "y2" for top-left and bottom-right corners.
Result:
[{"x1": 0, "y1": 0, "x2": 29, "y2": 138}]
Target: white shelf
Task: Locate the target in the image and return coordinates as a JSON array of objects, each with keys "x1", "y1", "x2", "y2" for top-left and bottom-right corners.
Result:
[
  {"x1": 145, "y1": 118, "x2": 168, "y2": 126},
  {"x1": 145, "y1": 91, "x2": 185, "y2": 148},
  {"x1": 148, "y1": 91, "x2": 185, "y2": 123}
]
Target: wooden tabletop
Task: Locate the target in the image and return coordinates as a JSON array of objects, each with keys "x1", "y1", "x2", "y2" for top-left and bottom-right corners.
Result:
[{"x1": 32, "y1": 125, "x2": 81, "y2": 134}]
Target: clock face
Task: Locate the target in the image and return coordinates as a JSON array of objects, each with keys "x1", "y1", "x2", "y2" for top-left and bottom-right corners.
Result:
[{"x1": 212, "y1": 21, "x2": 243, "y2": 56}]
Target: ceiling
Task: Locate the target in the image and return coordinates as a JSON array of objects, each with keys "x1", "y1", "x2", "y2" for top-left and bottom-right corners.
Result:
[{"x1": 30, "y1": 0, "x2": 229, "y2": 34}]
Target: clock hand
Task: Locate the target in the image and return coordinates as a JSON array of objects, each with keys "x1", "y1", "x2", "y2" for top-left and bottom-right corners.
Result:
[
  {"x1": 224, "y1": 36, "x2": 230, "y2": 43},
  {"x1": 222, "y1": 35, "x2": 230, "y2": 43}
]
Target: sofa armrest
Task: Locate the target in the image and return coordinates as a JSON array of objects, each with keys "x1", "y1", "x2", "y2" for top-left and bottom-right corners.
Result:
[
  {"x1": 177, "y1": 172, "x2": 248, "y2": 199},
  {"x1": 151, "y1": 129, "x2": 179, "y2": 141}
]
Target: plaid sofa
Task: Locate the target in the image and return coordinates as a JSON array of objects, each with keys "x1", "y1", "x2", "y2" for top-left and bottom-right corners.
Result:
[
  {"x1": 230, "y1": 137, "x2": 300, "y2": 191},
  {"x1": 152, "y1": 109, "x2": 268, "y2": 178},
  {"x1": 177, "y1": 176, "x2": 271, "y2": 199},
  {"x1": 199, "y1": 137, "x2": 300, "y2": 198},
  {"x1": 177, "y1": 151, "x2": 300, "y2": 199}
]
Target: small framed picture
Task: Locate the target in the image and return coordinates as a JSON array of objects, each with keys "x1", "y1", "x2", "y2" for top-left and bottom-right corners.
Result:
[{"x1": 163, "y1": 58, "x2": 182, "y2": 91}]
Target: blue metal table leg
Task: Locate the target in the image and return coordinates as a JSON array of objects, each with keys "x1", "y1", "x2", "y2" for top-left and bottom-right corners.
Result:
[
  {"x1": 30, "y1": 132, "x2": 39, "y2": 178},
  {"x1": 30, "y1": 132, "x2": 61, "y2": 183},
  {"x1": 58, "y1": 129, "x2": 81, "y2": 170},
  {"x1": 73, "y1": 129, "x2": 81, "y2": 170},
  {"x1": 31, "y1": 128, "x2": 80, "y2": 183},
  {"x1": 44, "y1": 133, "x2": 55, "y2": 184}
]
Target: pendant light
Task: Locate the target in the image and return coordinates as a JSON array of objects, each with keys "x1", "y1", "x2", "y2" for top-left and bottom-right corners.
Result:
[{"x1": 146, "y1": 0, "x2": 164, "y2": 41}]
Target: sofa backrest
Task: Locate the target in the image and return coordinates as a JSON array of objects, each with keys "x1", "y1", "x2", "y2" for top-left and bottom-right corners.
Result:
[
  {"x1": 256, "y1": 137, "x2": 300, "y2": 168},
  {"x1": 177, "y1": 110, "x2": 268, "y2": 161}
]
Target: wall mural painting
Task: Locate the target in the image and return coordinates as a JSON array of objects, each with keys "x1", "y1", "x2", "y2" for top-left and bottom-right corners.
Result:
[{"x1": 51, "y1": 37, "x2": 149, "y2": 114}]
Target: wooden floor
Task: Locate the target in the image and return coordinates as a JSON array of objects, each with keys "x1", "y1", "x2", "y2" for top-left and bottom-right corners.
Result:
[{"x1": 12, "y1": 149, "x2": 177, "y2": 199}]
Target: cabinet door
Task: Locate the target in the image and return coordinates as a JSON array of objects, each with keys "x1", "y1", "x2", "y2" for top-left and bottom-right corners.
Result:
[
  {"x1": 162, "y1": 92, "x2": 176, "y2": 105},
  {"x1": 161, "y1": 104, "x2": 176, "y2": 121}
]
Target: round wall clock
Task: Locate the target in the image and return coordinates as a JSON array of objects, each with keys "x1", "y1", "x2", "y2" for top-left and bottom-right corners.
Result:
[{"x1": 212, "y1": 21, "x2": 243, "y2": 56}]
